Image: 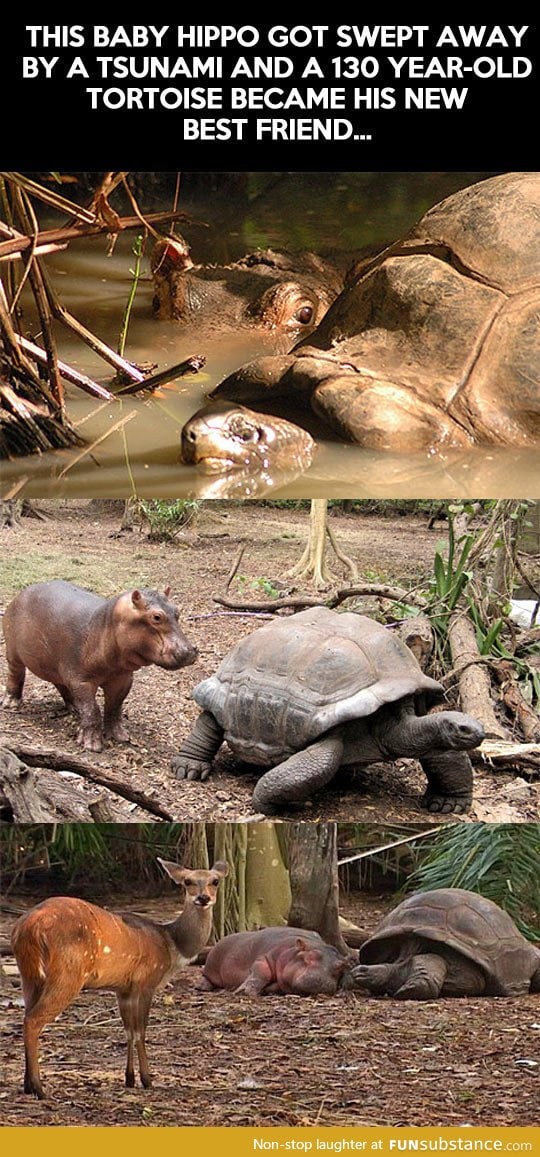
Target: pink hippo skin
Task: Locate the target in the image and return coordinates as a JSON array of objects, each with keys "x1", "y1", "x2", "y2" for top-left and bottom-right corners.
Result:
[
  {"x1": 199, "y1": 927, "x2": 352, "y2": 996},
  {"x1": 2, "y1": 580, "x2": 197, "y2": 751}
]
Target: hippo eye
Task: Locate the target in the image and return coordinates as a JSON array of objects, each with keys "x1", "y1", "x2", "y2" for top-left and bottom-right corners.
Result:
[
  {"x1": 294, "y1": 305, "x2": 314, "y2": 325},
  {"x1": 152, "y1": 612, "x2": 164, "y2": 624}
]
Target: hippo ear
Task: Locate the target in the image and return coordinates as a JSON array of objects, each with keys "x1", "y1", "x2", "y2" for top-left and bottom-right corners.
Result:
[
  {"x1": 295, "y1": 937, "x2": 309, "y2": 950},
  {"x1": 163, "y1": 585, "x2": 171, "y2": 598},
  {"x1": 131, "y1": 590, "x2": 150, "y2": 610}
]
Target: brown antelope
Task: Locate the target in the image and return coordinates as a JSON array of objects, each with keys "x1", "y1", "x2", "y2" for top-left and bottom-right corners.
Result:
[{"x1": 11, "y1": 858, "x2": 229, "y2": 1098}]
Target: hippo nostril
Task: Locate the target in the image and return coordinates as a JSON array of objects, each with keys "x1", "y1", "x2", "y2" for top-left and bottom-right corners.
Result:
[{"x1": 184, "y1": 429, "x2": 197, "y2": 442}]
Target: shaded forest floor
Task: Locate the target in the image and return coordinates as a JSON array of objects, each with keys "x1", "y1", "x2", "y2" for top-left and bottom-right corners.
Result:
[
  {"x1": 1, "y1": 896, "x2": 538, "y2": 1128},
  {"x1": 1, "y1": 501, "x2": 539, "y2": 823}
]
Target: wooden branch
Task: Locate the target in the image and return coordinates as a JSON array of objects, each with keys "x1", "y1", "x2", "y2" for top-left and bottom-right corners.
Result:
[
  {"x1": 17, "y1": 335, "x2": 114, "y2": 400},
  {"x1": 473, "y1": 740, "x2": 540, "y2": 773},
  {"x1": 492, "y1": 661, "x2": 540, "y2": 742},
  {"x1": 7, "y1": 744, "x2": 174, "y2": 820},
  {"x1": 213, "y1": 582, "x2": 428, "y2": 614},
  {"x1": 0, "y1": 210, "x2": 199, "y2": 260},
  {"x1": 0, "y1": 747, "x2": 120, "y2": 822},
  {"x1": 117, "y1": 354, "x2": 206, "y2": 394},
  {"x1": 39, "y1": 261, "x2": 145, "y2": 384},
  {"x1": 225, "y1": 544, "x2": 246, "y2": 591}
]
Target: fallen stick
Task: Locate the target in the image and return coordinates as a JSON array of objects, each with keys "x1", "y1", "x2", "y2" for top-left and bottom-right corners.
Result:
[
  {"x1": 57, "y1": 410, "x2": 137, "y2": 478},
  {"x1": 7, "y1": 744, "x2": 174, "y2": 820},
  {"x1": 117, "y1": 354, "x2": 206, "y2": 394},
  {"x1": 17, "y1": 335, "x2": 114, "y2": 400},
  {"x1": 492, "y1": 661, "x2": 540, "y2": 742},
  {"x1": 472, "y1": 739, "x2": 540, "y2": 773},
  {"x1": 214, "y1": 582, "x2": 428, "y2": 614},
  {"x1": 0, "y1": 210, "x2": 199, "y2": 260}
]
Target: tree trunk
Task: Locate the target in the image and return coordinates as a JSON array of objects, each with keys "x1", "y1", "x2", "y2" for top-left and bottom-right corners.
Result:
[
  {"x1": 287, "y1": 499, "x2": 332, "y2": 587},
  {"x1": 286, "y1": 823, "x2": 348, "y2": 953},
  {"x1": 212, "y1": 823, "x2": 290, "y2": 938},
  {"x1": 447, "y1": 613, "x2": 508, "y2": 739},
  {"x1": 286, "y1": 500, "x2": 357, "y2": 589}
]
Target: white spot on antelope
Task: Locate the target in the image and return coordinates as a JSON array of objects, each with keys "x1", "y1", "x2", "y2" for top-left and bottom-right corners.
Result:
[{"x1": 103, "y1": 945, "x2": 112, "y2": 954}]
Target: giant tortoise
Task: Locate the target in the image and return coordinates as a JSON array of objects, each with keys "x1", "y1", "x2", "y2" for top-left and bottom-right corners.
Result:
[
  {"x1": 212, "y1": 173, "x2": 540, "y2": 451},
  {"x1": 351, "y1": 888, "x2": 540, "y2": 999},
  {"x1": 171, "y1": 607, "x2": 484, "y2": 813}
]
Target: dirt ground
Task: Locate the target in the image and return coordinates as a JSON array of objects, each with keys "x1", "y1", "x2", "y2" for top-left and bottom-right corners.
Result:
[
  {"x1": 1, "y1": 894, "x2": 539, "y2": 1128},
  {"x1": 1, "y1": 500, "x2": 539, "y2": 824}
]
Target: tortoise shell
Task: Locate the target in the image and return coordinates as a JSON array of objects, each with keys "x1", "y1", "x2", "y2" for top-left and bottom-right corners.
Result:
[
  {"x1": 193, "y1": 606, "x2": 442, "y2": 766},
  {"x1": 358, "y1": 888, "x2": 540, "y2": 996}
]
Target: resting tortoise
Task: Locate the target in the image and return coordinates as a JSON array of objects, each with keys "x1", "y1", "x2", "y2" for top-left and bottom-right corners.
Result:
[
  {"x1": 213, "y1": 172, "x2": 540, "y2": 451},
  {"x1": 351, "y1": 888, "x2": 540, "y2": 999},
  {"x1": 171, "y1": 607, "x2": 484, "y2": 814}
]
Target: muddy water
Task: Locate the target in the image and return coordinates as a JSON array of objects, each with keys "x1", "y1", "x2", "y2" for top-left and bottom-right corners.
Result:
[{"x1": 6, "y1": 170, "x2": 535, "y2": 500}]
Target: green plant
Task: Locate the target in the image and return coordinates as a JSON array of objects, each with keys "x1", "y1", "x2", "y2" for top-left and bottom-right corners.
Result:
[
  {"x1": 406, "y1": 823, "x2": 540, "y2": 940},
  {"x1": 117, "y1": 233, "x2": 144, "y2": 358},
  {"x1": 139, "y1": 499, "x2": 199, "y2": 541},
  {"x1": 235, "y1": 574, "x2": 280, "y2": 599}
]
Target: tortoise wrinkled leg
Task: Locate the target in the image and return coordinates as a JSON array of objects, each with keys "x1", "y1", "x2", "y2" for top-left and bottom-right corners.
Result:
[
  {"x1": 392, "y1": 954, "x2": 448, "y2": 1000},
  {"x1": 351, "y1": 961, "x2": 397, "y2": 995},
  {"x1": 420, "y1": 751, "x2": 473, "y2": 814},
  {"x1": 171, "y1": 711, "x2": 224, "y2": 782},
  {"x1": 252, "y1": 734, "x2": 344, "y2": 813}
]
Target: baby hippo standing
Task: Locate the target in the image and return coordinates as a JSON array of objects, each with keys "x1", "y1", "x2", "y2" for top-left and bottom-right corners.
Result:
[{"x1": 2, "y1": 580, "x2": 197, "y2": 751}]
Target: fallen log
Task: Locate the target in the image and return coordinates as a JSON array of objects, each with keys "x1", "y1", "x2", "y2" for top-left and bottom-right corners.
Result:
[
  {"x1": 0, "y1": 747, "x2": 123, "y2": 821},
  {"x1": 473, "y1": 740, "x2": 540, "y2": 775},
  {"x1": 447, "y1": 611, "x2": 508, "y2": 739},
  {"x1": 7, "y1": 743, "x2": 174, "y2": 820},
  {"x1": 492, "y1": 661, "x2": 540, "y2": 742}
]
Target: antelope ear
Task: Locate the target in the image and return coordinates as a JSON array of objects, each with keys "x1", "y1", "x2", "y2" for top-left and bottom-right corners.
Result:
[
  {"x1": 211, "y1": 861, "x2": 229, "y2": 878},
  {"x1": 157, "y1": 857, "x2": 188, "y2": 885},
  {"x1": 164, "y1": 585, "x2": 171, "y2": 597}
]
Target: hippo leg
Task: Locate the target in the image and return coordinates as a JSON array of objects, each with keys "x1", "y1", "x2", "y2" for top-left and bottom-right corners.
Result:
[
  {"x1": 69, "y1": 682, "x2": 103, "y2": 751},
  {"x1": 251, "y1": 734, "x2": 344, "y2": 813},
  {"x1": 53, "y1": 684, "x2": 75, "y2": 716},
  {"x1": 235, "y1": 960, "x2": 275, "y2": 996},
  {"x1": 171, "y1": 711, "x2": 224, "y2": 781},
  {"x1": 103, "y1": 674, "x2": 134, "y2": 742},
  {"x1": 420, "y1": 751, "x2": 474, "y2": 814},
  {"x1": 2, "y1": 655, "x2": 26, "y2": 709},
  {"x1": 195, "y1": 975, "x2": 216, "y2": 992}
]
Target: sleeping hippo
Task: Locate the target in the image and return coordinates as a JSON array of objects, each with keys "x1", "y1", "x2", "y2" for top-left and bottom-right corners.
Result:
[
  {"x1": 1, "y1": 580, "x2": 197, "y2": 751},
  {"x1": 199, "y1": 927, "x2": 353, "y2": 996},
  {"x1": 151, "y1": 237, "x2": 343, "y2": 346}
]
